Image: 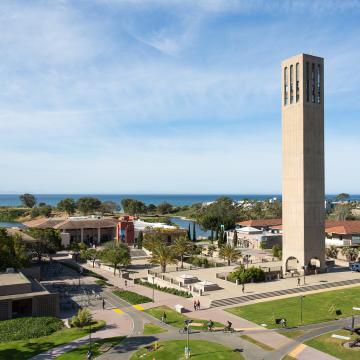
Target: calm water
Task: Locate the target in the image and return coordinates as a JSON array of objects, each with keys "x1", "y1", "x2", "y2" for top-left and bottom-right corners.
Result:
[
  {"x1": 0, "y1": 221, "x2": 26, "y2": 228},
  {"x1": 169, "y1": 217, "x2": 211, "y2": 238}
]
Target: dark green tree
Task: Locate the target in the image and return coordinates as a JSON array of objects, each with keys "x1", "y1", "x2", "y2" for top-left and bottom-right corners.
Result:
[
  {"x1": 100, "y1": 201, "x2": 118, "y2": 214},
  {"x1": 100, "y1": 241, "x2": 131, "y2": 275},
  {"x1": 76, "y1": 197, "x2": 102, "y2": 215},
  {"x1": 335, "y1": 193, "x2": 350, "y2": 201},
  {"x1": 192, "y1": 222, "x2": 196, "y2": 242},
  {"x1": 27, "y1": 228, "x2": 61, "y2": 262},
  {"x1": 57, "y1": 198, "x2": 76, "y2": 215},
  {"x1": 232, "y1": 231, "x2": 238, "y2": 248},
  {"x1": 137, "y1": 231, "x2": 144, "y2": 249},
  {"x1": 157, "y1": 202, "x2": 173, "y2": 215},
  {"x1": 38, "y1": 204, "x2": 52, "y2": 217},
  {"x1": 187, "y1": 223, "x2": 191, "y2": 240},
  {"x1": 121, "y1": 198, "x2": 147, "y2": 215},
  {"x1": 19, "y1": 193, "x2": 36, "y2": 208}
]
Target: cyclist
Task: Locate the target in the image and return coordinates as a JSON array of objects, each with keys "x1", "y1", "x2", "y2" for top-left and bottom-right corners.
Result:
[
  {"x1": 207, "y1": 319, "x2": 214, "y2": 332},
  {"x1": 225, "y1": 321, "x2": 233, "y2": 332}
]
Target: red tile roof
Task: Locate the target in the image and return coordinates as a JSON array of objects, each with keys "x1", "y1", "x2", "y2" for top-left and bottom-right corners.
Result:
[{"x1": 237, "y1": 219, "x2": 282, "y2": 227}]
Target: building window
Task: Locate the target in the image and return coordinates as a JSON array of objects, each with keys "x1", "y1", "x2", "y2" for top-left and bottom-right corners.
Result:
[
  {"x1": 290, "y1": 65, "x2": 294, "y2": 104},
  {"x1": 284, "y1": 67, "x2": 288, "y2": 105},
  {"x1": 296, "y1": 62, "x2": 299, "y2": 102},
  {"x1": 311, "y1": 63, "x2": 315, "y2": 103},
  {"x1": 306, "y1": 62, "x2": 309, "y2": 102},
  {"x1": 352, "y1": 234, "x2": 360, "y2": 245},
  {"x1": 316, "y1": 64, "x2": 321, "y2": 104}
]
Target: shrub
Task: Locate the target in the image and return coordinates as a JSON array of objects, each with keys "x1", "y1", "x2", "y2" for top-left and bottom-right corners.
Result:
[
  {"x1": 140, "y1": 281, "x2": 193, "y2": 298},
  {"x1": 228, "y1": 265, "x2": 265, "y2": 284},
  {"x1": 112, "y1": 290, "x2": 152, "y2": 304},
  {"x1": 71, "y1": 308, "x2": 92, "y2": 328},
  {"x1": 0, "y1": 317, "x2": 63, "y2": 342}
]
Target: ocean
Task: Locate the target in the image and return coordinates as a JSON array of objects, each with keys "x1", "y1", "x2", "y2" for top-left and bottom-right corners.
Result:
[{"x1": 0, "y1": 193, "x2": 359, "y2": 207}]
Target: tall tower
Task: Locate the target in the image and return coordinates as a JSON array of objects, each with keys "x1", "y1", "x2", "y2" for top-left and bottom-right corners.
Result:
[{"x1": 282, "y1": 54, "x2": 325, "y2": 275}]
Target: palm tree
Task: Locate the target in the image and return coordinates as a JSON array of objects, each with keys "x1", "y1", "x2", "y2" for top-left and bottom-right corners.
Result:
[
  {"x1": 143, "y1": 233, "x2": 162, "y2": 252},
  {"x1": 207, "y1": 244, "x2": 217, "y2": 257},
  {"x1": 219, "y1": 244, "x2": 241, "y2": 266},
  {"x1": 149, "y1": 244, "x2": 178, "y2": 273},
  {"x1": 341, "y1": 246, "x2": 359, "y2": 262},
  {"x1": 325, "y1": 246, "x2": 338, "y2": 259},
  {"x1": 172, "y1": 236, "x2": 193, "y2": 268}
]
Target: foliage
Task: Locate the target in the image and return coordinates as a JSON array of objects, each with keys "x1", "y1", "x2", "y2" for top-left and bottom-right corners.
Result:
[
  {"x1": 232, "y1": 231, "x2": 238, "y2": 247},
  {"x1": 259, "y1": 240, "x2": 267, "y2": 250},
  {"x1": 101, "y1": 201, "x2": 118, "y2": 214},
  {"x1": 328, "y1": 203, "x2": 354, "y2": 220},
  {"x1": 112, "y1": 290, "x2": 152, "y2": 304},
  {"x1": 325, "y1": 246, "x2": 339, "y2": 259},
  {"x1": 57, "y1": 198, "x2": 76, "y2": 215},
  {"x1": 0, "y1": 208, "x2": 28, "y2": 221},
  {"x1": 137, "y1": 230, "x2": 143, "y2": 249},
  {"x1": 31, "y1": 204, "x2": 52, "y2": 218},
  {"x1": 196, "y1": 197, "x2": 238, "y2": 232},
  {"x1": 81, "y1": 248, "x2": 98, "y2": 267},
  {"x1": 0, "y1": 320, "x2": 105, "y2": 360},
  {"x1": 99, "y1": 241, "x2": 131, "y2": 275},
  {"x1": 172, "y1": 235, "x2": 193, "y2": 268},
  {"x1": 192, "y1": 221, "x2": 196, "y2": 241},
  {"x1": 188, "y1": 255, "x2": 209, "y2": 268},
  {"x1": 157, "y1": 202, "x2": 173, "y2": 214},
  {"x1": 19, "y1": 193, "x2": 36, "y2": 208},
  {"x1": 141, "y1": 281, "x2": 193, "y2": 298},
  {"x1": 149, "y1": 243, "x2": 178, "y2": 272},
  {"x1": 76, "y1": 197, "x2": 102, "y2": 215},
  {"x1": 272, "y1": 244, "x2": 282, "y2": 259},
  {"x1": 121, "y1": 198, "x2": 147, "y2": 215},
  {"x1": 207, "y1": 244, "x2": 216, "y2": 257},
  {"x1": 341, "y1": 246, "x2": 359, "y2": 261},
  {"x1": 219, "y1": 244, "x2": 241, "y2": 266},
  {"x1": 141, "y1": 216, "x2": 176, "y2": 226},
  {"x1": 335, "y1": 193, "x2": 350, "y2": 201},
  {"x1": 228, "y1": 265, "x2": 265, "y2": 283},
  {"x1": 27, "y1": 228, "x2": 61, "y2": 262},
  {"x1": 71, "y1": 308, "x2": 92, "y2": 328},
  {"x1": 143, "y1": 233, "x2": 162, "y2": 251},
  {"x1": 0, "y1": 228, "x2": 30, "y2": 271},
  {"x1": 0, "y1": 316, "x2": 63, "y2": 341}
]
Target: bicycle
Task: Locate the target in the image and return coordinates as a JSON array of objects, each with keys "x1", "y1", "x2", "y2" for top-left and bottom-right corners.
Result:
[
  {"x1": 222, "y1": 327, "x2": 235, "y2": 333},
  {"x1": 179, "y1": 327, "x2": 193, "y2": 334}
]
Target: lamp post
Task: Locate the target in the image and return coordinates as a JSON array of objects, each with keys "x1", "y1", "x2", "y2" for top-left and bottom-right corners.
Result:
[
  {"x1": 184, "y1": 319, "x2": 193, "y2": 359},
  {"x1": 87, "y1": 319, "x2": 92, "y2": 359},
  {"x1": 152, "y1": 275, "x2": 155, "y2": 303},
  {"x1": 303, "y1": 264, "x2": 307, "y2": 285}
]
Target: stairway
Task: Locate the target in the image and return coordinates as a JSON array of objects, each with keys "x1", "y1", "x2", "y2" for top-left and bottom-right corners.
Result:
[{"x1": 210, "y1": 278, "x2": 360, "y2": 307}]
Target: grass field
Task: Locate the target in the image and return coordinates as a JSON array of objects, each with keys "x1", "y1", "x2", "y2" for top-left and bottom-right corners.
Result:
[
  {"x1": 226, "y1": 287, "x2": 360, "y2": 328},
  {"x1": 130, "y1": 340, "x2": 244, "y2": 359},
  {"x1": 143, "y1": 323, "x2": 167, "y2": 335},
  {"x1": 56, "y1": 336, "x2": 124, "y2": 359},
  {"x1": 281, "y1": 330, "x2": 305, "y2": 339},
  {"x1": 305, "y1": 329, "x2": 359, "y2": 360},
  {"x1": 145, "y1": 306, "x2": 223, "y2": 330},
  {"x1": 240, "y1": 335, "x2": 274, "y2": 351},
  {"x1": 0, "y1": 321, "x2": 105, "y2": 360}
]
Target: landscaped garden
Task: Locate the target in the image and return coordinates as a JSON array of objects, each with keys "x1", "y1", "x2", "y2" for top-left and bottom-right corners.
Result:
[
  {"x1": 305, "y1": 329, "x2": 359, "y2": 360},
  {"x1": 145, "y1": 306, "x2": 223, "y2": 330},
  {"x1": 0, "y1": 317, "x2": 105, "y2": 360},
  {"x1": 130, "y1": 340, "x2": 244, "y2": 359},
  {"x1": 56, "y1": 336, "x2": 125, "y2": 359},
  {"x1": 113, "y1": 289, "x2": 152, "y2": 304},
  {"x1": 140, "y1": 280, "x2": 193, "y2": 298},
  {"x1": 226, "y1": 287, "x2": 360, "y2": 328}
]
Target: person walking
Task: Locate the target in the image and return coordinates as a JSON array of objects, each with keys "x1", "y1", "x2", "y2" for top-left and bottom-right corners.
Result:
[
  {"x1": 242, "y1": 283, "x2": 245, "y2": 294},
  {"x1": 193, "y1": 300, "x2": 197, "y2": 311},
  {"x1": 102, "y1": 298, "x2": 105, "y2": 310},
  {"x1": 125, "y1": 280, "x2": 128, "y2": 287},
  {"x1": 162, "y1": 312, "x2": 167, "y2": 324},
  {"x1": 297, "y1": 277, "x2": 301, "y2": 286},
  {"x1": 197, "y1": 299, "x2": 200, "y2": 310}
]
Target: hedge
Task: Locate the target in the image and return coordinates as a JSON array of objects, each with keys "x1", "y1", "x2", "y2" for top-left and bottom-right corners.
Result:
[
  {"x1": 112, "y1": 290, "x2": 152, "y2": 304},
  {"x1": 0, "y1": 317, "x2": 63, "y2": 342},
  {"x1": 141, "y1": 281, "x2": 193, "y2": 298}
]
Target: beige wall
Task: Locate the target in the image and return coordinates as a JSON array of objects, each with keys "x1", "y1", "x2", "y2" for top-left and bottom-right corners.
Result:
[{"x1": 282, "y1": 54, "x2": 325, "y2": 274}]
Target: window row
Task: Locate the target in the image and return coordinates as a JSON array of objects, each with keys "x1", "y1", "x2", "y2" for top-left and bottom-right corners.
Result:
[{"x1": 284, "y1": 62, "x2": 321, "y2": 105}]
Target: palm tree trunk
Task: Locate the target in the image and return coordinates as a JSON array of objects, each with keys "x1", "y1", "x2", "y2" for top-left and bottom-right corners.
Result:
[
  {"x1": 228, "y1": 259, "x2": 230, "y2": 266},
  {"x1": 181, "y1": 255, "x2": 184, "y2": 269},
  {"x1": 113, "y1": 264, "x2": 116, "y2": 275}
]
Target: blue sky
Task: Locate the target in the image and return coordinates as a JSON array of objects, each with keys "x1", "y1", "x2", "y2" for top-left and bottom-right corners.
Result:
[{"x1": 0, "y1": 0, "x2": 359, "y2": 194}]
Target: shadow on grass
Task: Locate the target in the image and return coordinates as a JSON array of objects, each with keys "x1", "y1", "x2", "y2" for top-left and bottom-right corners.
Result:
[{"x1": 111, "y1": 336, "x2": 158, "y2": 354}]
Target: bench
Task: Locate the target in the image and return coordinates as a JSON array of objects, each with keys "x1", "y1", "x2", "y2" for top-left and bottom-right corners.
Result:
[{"x1": 99, "y1": 343, "x2": 114, "y2": 353}]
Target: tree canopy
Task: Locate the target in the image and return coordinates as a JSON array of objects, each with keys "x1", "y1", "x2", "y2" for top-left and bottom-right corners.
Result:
[
  {"x1": 57, "y1": 198, "x2": 76, "y2": 215},
  {"x1": 76, "y1": 197, "x2": 102, "y2": 215},
  {"x1": 100, "y1": 241, "x2": 131, "y2": 275},
  {"x1": 19, "y1": 193, "x2": 37, "y2": 208},
  {"x1": 121, "y1": 198, "x2": 147, "y2": 215}
]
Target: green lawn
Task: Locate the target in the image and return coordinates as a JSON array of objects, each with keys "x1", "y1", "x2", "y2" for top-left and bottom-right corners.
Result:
[
  {"x1": 145, "y1": 306, "x2": 223, "y2": 330},
  {"x1": 226, "y1": 287, "x2": 360, "y2": 328},
  {"x1": 305, "y1": 329, "x2": 359, "y2": 360},
  {"x1": 130, "y1": 340, "x2": 244, "y2": 359},
  {"x1": 239, "y1": 335, "x2": 274, "y2": 351},
  {"x1": 143, "y1": 323, "x2": 167, "y2": 335},
  {"x1": 113, "y1": 290, "x2": 152, "y2": 304},
  {"x1": 56, "y1": 336, "x2": 124, "y2": 359},
  {"x1": 0, "y1": 321, "x2": 105, "y2": 360},
  {"x1": 281, "y1": 330, "x2": 305, "y2": 339}
]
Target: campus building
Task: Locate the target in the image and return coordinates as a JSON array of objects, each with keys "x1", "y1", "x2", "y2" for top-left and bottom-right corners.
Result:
[
  {"x1": 282, "y1": 54, "x2": 325, "y2": 274},
  {"x1": 0, "y1": 272, "x2": 59, "y2": 320}
]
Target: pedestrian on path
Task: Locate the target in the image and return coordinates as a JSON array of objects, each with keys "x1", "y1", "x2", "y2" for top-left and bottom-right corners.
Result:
[
  {"x1": 102, "y1": 298, "x2": 105, "y2": 310},
  {"x1": 242, "y1": 283, "x2": 245, "y2": 294},
  {"x1": 297, "y1": 277, "x2": 301, "y2": 286},
  {"x1": 125, "y1": 280, "x2": 128, "y2": 287},
  {"x1": 161, "y1": 312, "x2": 167, "y2": 323},
  {"x1": 193, "y1": 300, "x2": 197, "y2": 311},
  {"x1": 197, "y1": 299, "x2": 200, "y2": 310}
]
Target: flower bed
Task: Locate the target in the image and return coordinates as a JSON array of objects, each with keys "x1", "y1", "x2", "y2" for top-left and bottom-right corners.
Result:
[{"x1": 140, "y1": 280, "x2": 192, "y2": 298}]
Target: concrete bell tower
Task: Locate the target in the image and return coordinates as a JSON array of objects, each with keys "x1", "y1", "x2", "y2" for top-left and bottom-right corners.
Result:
[{"x1": 281, "y1": 54, "x2": 325, "y2": 275}]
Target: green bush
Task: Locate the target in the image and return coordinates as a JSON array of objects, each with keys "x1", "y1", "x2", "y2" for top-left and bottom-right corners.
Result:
[
  {"x1": 71, "y1": 308, "x2": 92, "y2": 328},
  {"x1": 141, "y1": 281, "x2": 193, "y2": 298},
  {"x1": 113, "y1": 290, "x2": 152, "y2": 304},
  {"x1": 228, "y1": 265, "x2": 265, "y2": 284},
  {"x1": 0, "y1": 317, "x2": 63, "y2": 342}
]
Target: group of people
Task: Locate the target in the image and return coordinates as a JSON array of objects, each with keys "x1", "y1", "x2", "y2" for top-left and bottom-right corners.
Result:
[{"x1": 193, "y1": 299, "x2": 201, "y2": 311}]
